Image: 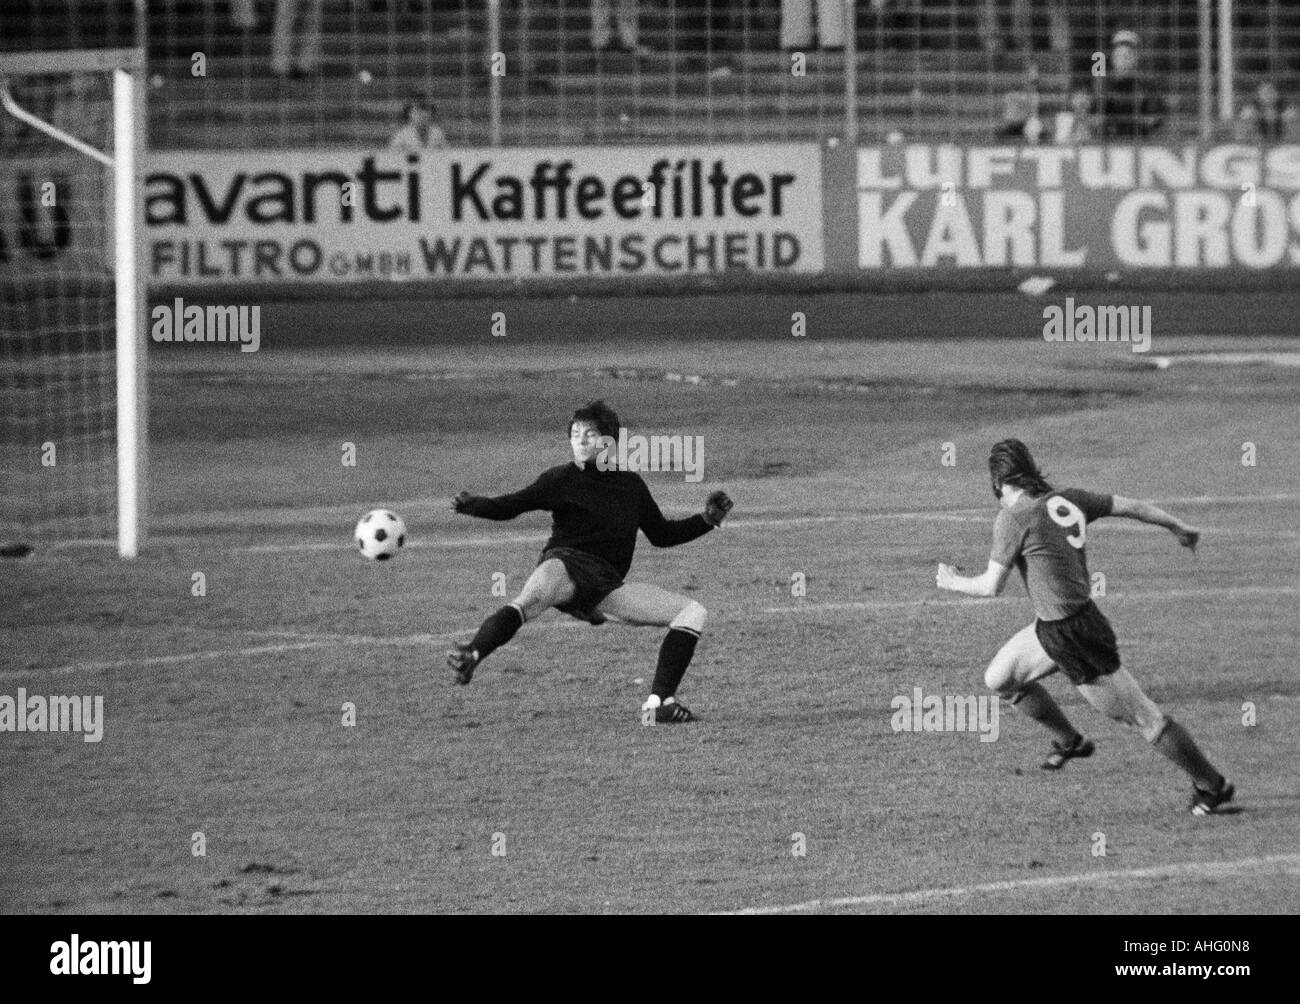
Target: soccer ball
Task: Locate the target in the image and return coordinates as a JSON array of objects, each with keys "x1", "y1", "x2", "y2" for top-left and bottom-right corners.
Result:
[{"x1": 355, "y1": 509, "x2": 406, "y2": 561}]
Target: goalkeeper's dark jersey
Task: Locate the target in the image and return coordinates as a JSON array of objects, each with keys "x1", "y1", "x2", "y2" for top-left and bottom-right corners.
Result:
[{"x1": 458, "y1": 462, "x2": 712, "y2": 577}]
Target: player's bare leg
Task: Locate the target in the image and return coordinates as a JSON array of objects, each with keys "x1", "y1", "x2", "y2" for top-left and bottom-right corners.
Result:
[
  {"x1": 985, "y1": 623, "x2": 1094, "y2": 768},
  {"x1": 1076, "y1": 668, "x2": 1234, "y2": 814},
  {"x1": 595, "y1": 583, "x2": 706, "y2": 722},
  {"x1": 447, "y1": 559, "x2": 577, "y2": 684}
]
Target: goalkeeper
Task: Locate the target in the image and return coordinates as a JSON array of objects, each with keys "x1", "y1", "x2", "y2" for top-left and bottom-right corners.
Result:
[{"x1": 447, "y1": 400, "x2": 733, "y2": 723}]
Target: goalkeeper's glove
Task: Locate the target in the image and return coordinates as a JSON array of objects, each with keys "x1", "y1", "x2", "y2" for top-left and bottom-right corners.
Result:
[
  {"x1": 452, "y1": 490, "x2": 476, "y2": 513},
  {"x1": 703, "y1": 490, "x2": 734, "y2": 528}
]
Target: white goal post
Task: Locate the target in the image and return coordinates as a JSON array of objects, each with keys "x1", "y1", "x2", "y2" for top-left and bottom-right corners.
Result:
[{"x1": 0, "y1": 47, "x2": 146, "y2": 557}]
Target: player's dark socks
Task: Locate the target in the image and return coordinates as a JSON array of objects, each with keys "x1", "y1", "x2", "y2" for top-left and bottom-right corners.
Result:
[
  {"x1": 651, "y1": 627, "x2": 700, "y2": 699},
  {"x1": 1010, "y1": 682, "x2": 1080, "y2": 746},
  {"x1": 1152, "y1": 718, "x2": 1223, "y2": 792},
  {"x1": 468, "y1": 604, "x2": 524, "y2": 662}
]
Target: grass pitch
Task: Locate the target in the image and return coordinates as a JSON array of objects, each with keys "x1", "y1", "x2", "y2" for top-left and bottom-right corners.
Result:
[{"x1": 2, "y1": 318, "x2": 1299, "y2": 914}]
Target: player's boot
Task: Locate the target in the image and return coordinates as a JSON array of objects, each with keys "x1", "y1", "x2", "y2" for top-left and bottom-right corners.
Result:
[
  {"x1": 1041, "y1": 734, "x2": 1095, "y2": 770},
  {"x1": 654, "y1": 696, "x2": 695, "y2": 723},
  {"x1": 1190, "y1": 778, "x2": 1235, "y2": 816},
  {"x1": 447, "y1": 644, "x2": 479, "y2": 685}
]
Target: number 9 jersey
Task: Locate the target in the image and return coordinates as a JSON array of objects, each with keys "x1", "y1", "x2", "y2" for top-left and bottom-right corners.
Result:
[{"x1": 989, "y1": 488, "x2": 1114, "y2": 621}]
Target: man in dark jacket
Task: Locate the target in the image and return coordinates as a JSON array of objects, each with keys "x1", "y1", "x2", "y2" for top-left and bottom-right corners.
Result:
[{"x1": 1094, "y1": 29, "x2": 1166, "y2": 139}]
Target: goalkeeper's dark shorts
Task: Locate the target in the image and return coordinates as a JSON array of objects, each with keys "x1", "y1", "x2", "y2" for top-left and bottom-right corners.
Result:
[
  {"x1": 1035, "y1": 600, "x2": 1121, "y2": 685},
  {"x1": 540, "y1": 547, "x2": 624, "y2": 623}
]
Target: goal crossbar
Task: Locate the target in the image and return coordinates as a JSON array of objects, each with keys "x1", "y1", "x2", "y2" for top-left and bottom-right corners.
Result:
[
  {"x1": 0, "y1": 48, "x2": 143, "y2": 77},
  {"x1": 0, "y1": 82, "x2": 114, "y2": 166}
]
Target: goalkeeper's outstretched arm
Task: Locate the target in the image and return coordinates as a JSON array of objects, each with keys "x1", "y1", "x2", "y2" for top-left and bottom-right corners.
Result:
[
  {"x1": 452, "y1": 477, "x2": 548, "y2": 521},
  {"x1": 1109, "y1": 495, "x2": 1200, "y2": 550}
]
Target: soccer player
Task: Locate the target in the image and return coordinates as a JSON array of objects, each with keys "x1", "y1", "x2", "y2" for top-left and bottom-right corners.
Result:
[
  {"x1": 447, "y1": 400, "x2": 732, "y2": 722},
  {"x1": 936, "y1": 439, "x2": 1235, "y2": 816}
]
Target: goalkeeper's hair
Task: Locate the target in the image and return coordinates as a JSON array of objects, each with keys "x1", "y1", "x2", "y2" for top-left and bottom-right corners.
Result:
[
  {"x1": 989, "y1": 439, "x2": 1053, "y2": 498},
  {"x1": 570, "y1": 399, "x2": 621, "y2": 440}
]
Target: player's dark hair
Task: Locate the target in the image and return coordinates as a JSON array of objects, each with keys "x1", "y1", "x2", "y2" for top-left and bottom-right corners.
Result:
[
  {"x1": 988, "y1": 439, "x2": 1053, "y2": 498},
  {"x1": 570, "y1": 400, "x2": 621, "y2": 440}
]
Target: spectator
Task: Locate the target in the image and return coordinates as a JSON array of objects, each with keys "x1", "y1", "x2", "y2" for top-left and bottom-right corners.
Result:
[
  {"x1": 591, "y1": 0, "x2": 649, "y2": 56},
  {"x1": 1255, "y1": 81, "x2": 1283, "y2": 140},
  {"x1": 1282, "y1": 102, "x2": 1300, "y2": 142},
  {"x1": 1231, "y1": 101, "x2": 1261, "y2": 143},
  {"x1": 978, "y1": 1, "x2": 1070, "y2": 56},
  {"x1": 1232, "y1": 84, "x2": 1286, "y2": 143},
  {"x1": 389, "y1": 100, "x2": 448, "y2": 152},
  {"x1": 1053, "y1": 88, "x2": 1094, "y2": 144},
  {"x1": 272, "y1": 0, "x2": 323, "y2": 79},
  {"x1": 995, "y1": 89, "x2": 1042, "y2": 143},
  {"x1": 1093, "y1": 29, "x2": 1165, "y2": 138},
  {"x1": 781, "y1": 0, "x2": 845, "y2": 51},
  {"x1": 231, "y1": 0, "x2": 256, "y2": 31},
  {"x1": 1043, "y1": 0, "x2": 1070, "y2": 54}
]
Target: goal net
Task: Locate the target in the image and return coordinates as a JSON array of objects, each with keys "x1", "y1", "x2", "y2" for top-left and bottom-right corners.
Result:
[{"x1": 0, "y1": 48, "x2": 145, "y2": 557}]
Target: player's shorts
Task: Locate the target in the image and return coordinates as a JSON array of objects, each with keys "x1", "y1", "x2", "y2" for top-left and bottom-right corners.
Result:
[
  {"x1": 539, "y1": 547, "x2": 624, "y2": 623},
  {"x1": 1035, "y1": 600, "x2": 1121, "y2": 685}
]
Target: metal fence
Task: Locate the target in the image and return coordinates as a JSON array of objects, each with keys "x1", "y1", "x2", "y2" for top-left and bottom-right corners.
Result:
[{"x1": 3, "y1": 2, "x2": 1299, "y2": 149}]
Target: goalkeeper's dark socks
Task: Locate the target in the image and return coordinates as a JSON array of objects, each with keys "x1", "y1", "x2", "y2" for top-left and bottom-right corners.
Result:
[
  {"x1": 468, "y1": 604, "x2": 525, "y2": 662},
  {"x1": 1010, "y1": 682, "x2": 1079, "y2": 746},
  {"x1": 651, "y1": 627, "x2": 700, "y2": 700},
  {"x1": 1152, "y1": 718, "x2": 1223, "y2": 792}
]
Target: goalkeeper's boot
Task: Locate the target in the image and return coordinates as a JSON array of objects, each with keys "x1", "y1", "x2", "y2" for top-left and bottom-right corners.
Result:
[
  {"x1": 1041, "y1": 733, "x2": 1094, "y2": 770},
  {"x1": 1190, "y1": 777, "x2": 1235, "y2": 816},
  {"x1": 447, "y1": 644, "x2": 479, "y2": 686}
]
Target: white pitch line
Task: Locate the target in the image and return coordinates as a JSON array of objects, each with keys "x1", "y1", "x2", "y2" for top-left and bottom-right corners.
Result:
[
  {"x1": 763, "y1": 584, "x2": 1300, "y2": 615},
  {"x1": 12, "y1": 583, "x2": 1300, "y2": 681},
  {"x1": 718, "y1": 852, "x2": 1300, "y2": 915},
  {"x1": 730, "y1": 512, "x2": 986, "y2": 528},
  {"x1": 3, "y1": 616, "x2": 610, "y2": 679},
  {"x1": 4, "y1": 633, "x2": 452, "y2": 678},
  {"x1": 233, "y1": 512, "x2": 990, "y2": 555},
  {"x1": 1163, "y1": 492, "x2": 1300, "y2": 505},
  {"x1": 1151, "y1": 352, "x2": 1300, "y2": 367},
  {"x1": 240, "y1": 532, "x2": 551, "y2": 553},
  {"x1": 28, "y1": 493, "x2": 1300, "y2": 556}
]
